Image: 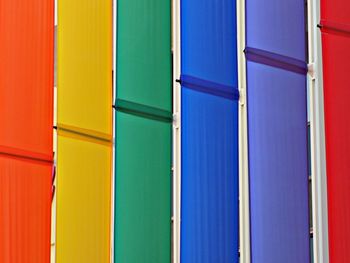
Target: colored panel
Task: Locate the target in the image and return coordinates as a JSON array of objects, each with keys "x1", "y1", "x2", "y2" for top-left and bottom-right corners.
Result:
[
  {"x1": 321, "y1": 7, "x2": 350, "y2": 259},
  {"x1": 181, "y1": 90, "x2": 238, "y2": 263},
  {"x1": 321, "y1": 0, "x2": 350, "y2": 26},
  {"x1": 115, "y1": 112, "x2": 171, "y2": 262},
  {"x1": 0, "y1": 0, "x2": 53, "y2": 261},
  {"x1": 0, "y1": 0, "x2": 53, "y2": 156},
  {"x1": 181, "y1": 0, "x2": 237, "y2": 86},
  {"x1": 246, "y1": 0, "x2": 305, "y2": 60},
  {"x1": 0, "y1": 158, "x2": 52, "y2": 263},
  {"x1": 246, "y1": 0, "x2": 309, "y2": 261},
  {"x1": 117, "y1": 0, "x2": 171, "y2": 111},
  {"x1": 115, "y1": 0, "x2": 172, "y2": 261},
  {"x1": 181, "y1": 0, "x2": 239, "y2": 262},
  {"x1": 57, "y1": 0, "x2": 112, "y2": 134},
  {"x1": 56, "y1": 137, "x2": 111, "y2": 262},
  {"x1": 247, "y1": 63, "x2": 309, "y2": 262},
  {"x1": 57, "y1": 0, "x2": 112, "y2": 262}
]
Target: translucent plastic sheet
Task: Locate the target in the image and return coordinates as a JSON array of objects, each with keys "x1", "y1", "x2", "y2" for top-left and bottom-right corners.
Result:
[
  {"x1": 247, "y1": 62, "x2": 309, "y2": 263},
  {"x1": 181, "y1": 0, "x2": 239, "y2": 262},
  {"x1": 56, "y1": 0, "x2": 112, "y2": 261},
  {"x1": 115, "y1": 0, "x2": 172, "y2": 262},
  {"x1": 115, "y1": 112, "x2": 171, "y2": 262},
  {"x1": 0, "y1": 0, "x2": 54, "y2": 261},
  {"x1": 321, "y1": 1, "x2": 350, "y2": 259},
  {"x1": 181, "y1": 89, "x2": 238, "y2": 263},
  {"x1": 56, "y1": 136, "x2": 111, "y2": 262},
  {"x1": 246, "y1": 0, "x2": 309, "y2": 261},
  {"x1": 117, "y1": 0, "x2": 171, "y2": 111}
]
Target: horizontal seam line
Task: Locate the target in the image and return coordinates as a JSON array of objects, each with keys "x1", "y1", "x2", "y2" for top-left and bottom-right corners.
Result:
[
  {"x1": 244, "y1": 47, "x2": 307, "y2": 74},
  {"x1": 114, "y1": 99, "x2": 172, "y2": 123},
  {"x1": 0, "y1": 151, "x2": 52, "y2": 164},
  {"x1": 319, "y1": 23, "x2": 350, "y2": 36},
  {"x1": 180, "y1": 75, "x2": 239, "y2": 101},
  {"x1": 57, "y1": 126, "x2": 112, "y2": 143}
]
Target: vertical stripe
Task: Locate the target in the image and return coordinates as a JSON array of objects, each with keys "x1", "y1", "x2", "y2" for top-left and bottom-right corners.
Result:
[
  {"x1": 0, "y1": 0, "x2": 54, "y2": 261},
  {"x1": 180, "y1": 0, "x2": 239, "y2": 262},
  {"x1": 56, "y1": 0, "x2": 112, "y2": 262},
  {"x1": 115, "y1": 0, "x2": 172, "y2": 262},
  {"x1": 246, "y1": 0, "x2": 310, "y2": 262},
  {"x1": 321, "y1": 0, "x2": 350, "y2": 260}
]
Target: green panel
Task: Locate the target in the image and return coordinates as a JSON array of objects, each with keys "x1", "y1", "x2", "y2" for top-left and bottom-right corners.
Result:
[
  {"x1": 117, "y1": 0, "x2": 172, "y2": 111},
  {"x1": 115, "y1": 112, "x2": 171, "y2": 262}
]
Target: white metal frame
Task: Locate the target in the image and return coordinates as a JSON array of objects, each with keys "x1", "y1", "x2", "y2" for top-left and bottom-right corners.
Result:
[
  {"x1": 51, "y1": 2, "x2": 58, "y2": 262},
  {"x1": 237, "y1": 0, "x2": 251, "y2": 262},
  {"x1": 307, "y1": 0, "x2": 329, "y2": 261},
  {"x1": 172, "y1": 0, "x2": 181, "y2": 262},
  {"x1": 111, "y1": 0, "x2": 117, "y2": 262}
]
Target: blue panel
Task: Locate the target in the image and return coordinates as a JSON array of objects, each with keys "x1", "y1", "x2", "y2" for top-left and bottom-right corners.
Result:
[
  {"x1": 246, "y1": 0, "x2": 306, "y2": 60},
  {"x1": 181, "y1": 89, "x2": 238, "y2": 263},
  {"x1": 181, "y1": 0, "x2": 239, "y2": 262},
  {"x1": 247, "y1": 62, "x2": 309, "y2": 262},
  {"x1": 181, "y1": 0, "x2": 237, "y2": 85}
]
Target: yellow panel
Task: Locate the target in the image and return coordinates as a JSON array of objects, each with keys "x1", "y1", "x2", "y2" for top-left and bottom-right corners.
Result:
[
  {"x1": 57, "y1": 0, "x2": 112, "y2": 261},
  {"x1": 57, "y1": 0, "x2": 112, "y2": 134},
  {"x1": 56, "y1": 136, "x2": 111, "y2": 262}
]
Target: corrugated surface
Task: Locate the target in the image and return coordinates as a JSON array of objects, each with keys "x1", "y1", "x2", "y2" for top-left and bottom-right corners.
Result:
[
  {"x1": 246, "y1": 0, "x2": 310, "y2": 262},
  {"x1": 0, "y1": 0, "x2": 53, "y2": 261},
  {"x1": 56, "y1": 0, "x2": 112, "y2": 262},
  {"x1": 115, "y1": 0, "x2": 172, "y2": 262},
  {"x1": 321, "y1": 0, "x2": 350, "y2": 260},
  {"x1": 56, "y1": 136, "x2": 111, "y2": 262},
  {"x1": 117, "y1": 0, "x2": 171, "y2": 112},
  {"x1": 115, "y1": 112, "x2": 171, "y2": 262},
  {"x1": 180, "y1": 0, "x2": 239, "y2": 262}
]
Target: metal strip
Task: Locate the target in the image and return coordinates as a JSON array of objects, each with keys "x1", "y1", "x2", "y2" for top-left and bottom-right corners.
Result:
[
  {"x1": 245, "y1": 47, "x2": 308, "y2": 75},
  {"x1": 57, "y1": 124, "x2": 113, "y2": 146},
  {"x1": 115, "y1": 99, "x2": 172, "y2": 123},
  {"x1": 308, "y1": 0, "x2": 330, "y2": 261},
  {"x1": 237, "y1": 0, "x2": 251, "y2": 261},
  {"x1": 172, "y1": 0, "x2": 181, "y2": 261},
  {"x1": 180, "y1": 75, "x2": 239, "y2": 101}
]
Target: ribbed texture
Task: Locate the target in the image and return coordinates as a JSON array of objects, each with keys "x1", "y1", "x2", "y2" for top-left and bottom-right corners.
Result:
[
  {"x1": 56, "y1": 0, "x2": 113, "y2": 262},
  {"x1": 117, "y1": 0, "x2": 172, "y2": 112},
  {"x1": 181, "y1": 0, "x2": 239, "y2": 262},
  {"x1": 0, "y1": 0, "x2": 53, "y2": 261},
  {"x1": 115, "y1": 0, "x2": 172, "y2": 262},
  {"x1": 321, "y1": 0, "x2": 350, "y2": 260},
  {"x1": 246, "y1": 0, "x2": 310, "y2": 262}
]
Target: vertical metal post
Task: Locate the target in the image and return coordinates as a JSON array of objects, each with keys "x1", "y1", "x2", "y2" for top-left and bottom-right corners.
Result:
[
  {"x1": 111, "y1": 0, "x2": 117, "y2": 262},
  {"x1": 172, "y1": 0, "x2": 181, "y2": 262},
  {"x1": 308, "y1": 0, "x2": 329, "y2": 261},
  {"x1": 237, "y1": 0, "x2": 251, "y2": 262}
]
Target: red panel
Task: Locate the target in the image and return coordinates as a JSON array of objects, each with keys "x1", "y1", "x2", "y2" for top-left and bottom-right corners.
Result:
[
  {"x1": 0, "y1": 0, "x2": 54, "y2": 261},
  {"x1": 321, "y1": 1, "x2": 350, "y2": 261},
  {"x1": 0, "y1": 0, "x2": 54, "y2": 156},
  {"x1": 321, "y1": 0, "x2": 350, "y2": 26},
  {"x1": 0, "y1": 158, "x2": 52, "y2": 262}
]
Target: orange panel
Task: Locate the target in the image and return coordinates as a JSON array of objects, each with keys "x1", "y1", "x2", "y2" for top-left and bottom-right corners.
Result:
[
  {"x1": 0, "y1": 157, "x2": 52, "y2": 262},
  {"x1": 0, "y1": 0, "x2": 54, "y2": 156},
  {"x1": 0, "y1": 0, "x2": 54, "y2": 261}
]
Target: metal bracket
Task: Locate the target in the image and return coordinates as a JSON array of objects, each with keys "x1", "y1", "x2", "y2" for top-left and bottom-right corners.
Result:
[
  {"x1": 308, "y1": 63, "x2": 316, "y2": 80},
  {"x1": 173, "y1": 112, "x2": 180, "y2": 129},
  {"x1": 239, "y1": 89, "x2": 245, "y2": 107}
]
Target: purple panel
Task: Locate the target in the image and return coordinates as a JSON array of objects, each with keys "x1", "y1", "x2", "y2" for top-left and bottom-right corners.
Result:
[
  {"x1": 247, "y1": 61, "x2": 310, "y2": 263},
  {"x1": 246, "y1": 0, "x2": 306, "y2": 60}
]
